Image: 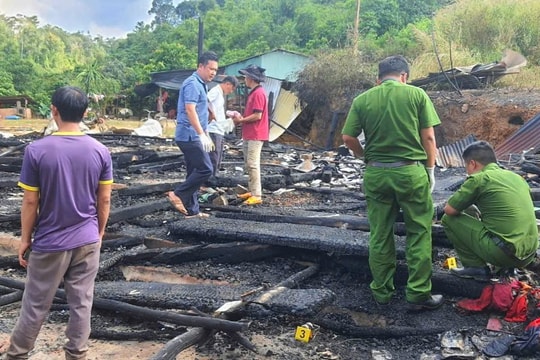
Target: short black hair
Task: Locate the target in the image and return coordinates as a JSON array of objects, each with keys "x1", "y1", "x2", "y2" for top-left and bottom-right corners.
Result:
[
  {"x1": 462, "y1": 140, "x2": 497, "y2": 165},
  {"x1": 51, "y1": 86, "x2": 88, "y2": 123},
  {"x1": 222, "y1": 75, "x2": 239, "y2": 87},
  {"x1": 198, "y1": 51, "x2": 219, "y2": 66},
  {"x1": 378, "y1": 55, "x2": 410, "y2": 79}
]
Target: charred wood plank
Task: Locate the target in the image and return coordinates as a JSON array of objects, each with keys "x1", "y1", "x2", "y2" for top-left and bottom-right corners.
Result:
[
  {"x1": 0, "y1": 175, "x2": 18, "y2": 188},
  {"x1": 0, "y1": 213, "x2": 19, "y2": 224},
  {"x1": 91, "y1": 281, "x2": 335, "y2": 317},
  {"x1": 0, "y1": 277, "x2": 248, "y2": 333},
  {"x1": 108, "y1": 199, "x2": 171, "y2": 224},
  {"x1": 0, "y1": 142, "x2": 27, "y2": 155},
  {"x1": 91, "y1": 327, "x2": 184, "y2": 341},
  {"x1": 148, "y1": 328, "x2": 208, "y2": 360},
  {"x1": 0, "y1": 255, "x2": 19, "y2": 268},
  {"x1": 151, "y1": 264, "x2": 322, "y2": 358},
  {"x1": 98, "y1": 245, "x2": 145, "y2": 273},
  {"x1": 127, "y1": 161, "x2": 184, "y2": 174},
  {"x1": 0, "y1": 290, "x2": 23, "y2": 306},
  {"x1": 0, "y1": 164, "x2": 21, "y2": 173},
  {"x1": 105, "y1": 242, "x2": 283, "y2": 266},
  {"x1": 0, "y1": 157, "x2": 22, "y2": 166},
  {"x1": 116, "y1": 182, "x2": 177, "y2": 196},
  {"x1": 168, "y1": 217, "x2": 373, "y2": 256},
  {"x1": 316, "y1": 318, "x2": 448, "y2": 338},
  {"x1": 101, "y1": 236, "x2": 145, "y2": 250},
  {"x1": 291, "y1": 186, "x2": 366, "y2": 200},
  {"x1": 150, "y1": 242, "x2": 286, "y2": 264}
]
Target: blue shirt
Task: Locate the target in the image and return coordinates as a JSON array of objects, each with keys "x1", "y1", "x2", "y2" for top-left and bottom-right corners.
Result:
[{"x1": 175, "y1": 72, "x2": 209, "y2": 141}]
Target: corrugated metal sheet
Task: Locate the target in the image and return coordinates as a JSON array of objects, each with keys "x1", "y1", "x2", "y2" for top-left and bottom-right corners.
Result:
[
  {"x1": 269, "y1": 89, "x2": 304, "y2": 142},
  {"x1": 261, "y1": 77, "x2": 283, "y2": 113},
  {"x1": 436, "y1": 134, "x2": 477, "y2": 168},
  {"x1": 495, "y1": 112, "x2": 540, "y2": 160}
]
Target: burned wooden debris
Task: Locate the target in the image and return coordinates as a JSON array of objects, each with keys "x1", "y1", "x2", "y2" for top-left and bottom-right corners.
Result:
[{"x1": 2, "y1": 129, "x2": 540, "y2": 359}]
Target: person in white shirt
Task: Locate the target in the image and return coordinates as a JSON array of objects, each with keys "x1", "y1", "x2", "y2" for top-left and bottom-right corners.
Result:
[{"x1": 207, "y1": 76, "x2": 239, "y2": 177}]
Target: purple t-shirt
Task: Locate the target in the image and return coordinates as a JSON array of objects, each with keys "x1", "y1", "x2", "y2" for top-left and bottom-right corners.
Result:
[{"x1": 18, "y1": 132, "x2": 113, "y2": 252}]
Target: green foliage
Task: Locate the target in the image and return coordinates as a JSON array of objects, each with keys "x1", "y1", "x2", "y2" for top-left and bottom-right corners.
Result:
[
  {"x1": 76, "y1": 61, "x2": 105, "y2": 94},
  {"x1": 0, "y1": 69, "x2": 16, "y2": 96},
  {"x1": 294, "y1": 48, "x2": 375, "y2": 112},
  {"x1": 3, "y1": 0, "x2": 540, "y2": 119},
  {"x1": 432, "y1": 0, "x2": 540, "y2": 65},
  {"x1": 37, "y1": 102, "x2": 51, "y2": 119}
]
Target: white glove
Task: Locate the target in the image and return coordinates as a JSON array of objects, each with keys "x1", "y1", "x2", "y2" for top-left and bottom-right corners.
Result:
[
  {"x1": 426, "y1": 166, "x2": 435, "y2": 193},
  {"x1": 199, "y1": 133, "x2": 215, "y2": 152}
]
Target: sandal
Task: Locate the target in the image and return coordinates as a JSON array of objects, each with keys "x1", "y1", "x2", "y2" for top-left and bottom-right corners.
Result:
[
  {"x1": 243, "y1": 196, "x2": 262, "y2": 205},
  {"x1": 184, "y1": 212, "x2": 210, "y2": 219},
  {"x1": 237, "y1": 192, "x2": 252, "y2": 200},
  {"x1": 167, "y1": 192, "x2": 188, "y2": 215}
]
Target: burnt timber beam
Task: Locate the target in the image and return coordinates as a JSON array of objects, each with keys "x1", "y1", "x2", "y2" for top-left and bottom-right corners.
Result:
[
  {"x1": 0, "y1": 277, "x2": 249, "y2": 333},
  {"x1": 108, "y1": 199, "x2": 171, "y2": 224}
]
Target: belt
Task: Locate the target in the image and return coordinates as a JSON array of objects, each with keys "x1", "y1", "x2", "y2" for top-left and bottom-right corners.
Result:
[
  {"x1": 491, "y1": 236, "x2": 516, "y2": 259},
  {"x1": 491, "y1": 236, "x2": 535, "y2": 263},
  {"x1": 367, "y1": 161, "x2": 419, "y2": 168}
]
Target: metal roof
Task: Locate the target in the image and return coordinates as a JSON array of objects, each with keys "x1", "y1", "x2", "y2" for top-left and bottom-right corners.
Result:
[
  {"x1": 495, "y1": 112, "x2": 540, "y2": 160},
  {"x1": 436, "y1": 134, "x2": 477, "y2": 168}
]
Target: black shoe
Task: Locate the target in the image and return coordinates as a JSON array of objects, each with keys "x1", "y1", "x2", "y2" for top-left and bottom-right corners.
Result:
[
  {"x1": 450, "y1": 266, "x2": 491, "y2": 280},
  {"x1": 407, "y1": 294, "x2": 444, "y2": 311}
]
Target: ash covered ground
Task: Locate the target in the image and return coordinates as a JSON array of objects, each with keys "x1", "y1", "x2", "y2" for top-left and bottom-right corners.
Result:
[{"x1": 0, "y1": 125, "x2": 540, "y2": 359}]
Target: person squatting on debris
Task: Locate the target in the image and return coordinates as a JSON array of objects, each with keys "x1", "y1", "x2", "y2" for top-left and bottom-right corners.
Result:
[
  {"x1": 233, "y1": 64, "x2": 269, "y2": 205},
  {"x1": 442, "y1": 140, "x2": 539, "y2": 280},
  {"x1": 168, "y1": 51, "x2": 219, "y2": 219},
  {"x1": 207, "y1": 75, "x2": 239, "y2": 178},
  {"x1": 341, "y1": 55, "x2": 443, "y2": 311},
  {"x1": 6, "y1": 86, "x2": 113, "y2": 360}
]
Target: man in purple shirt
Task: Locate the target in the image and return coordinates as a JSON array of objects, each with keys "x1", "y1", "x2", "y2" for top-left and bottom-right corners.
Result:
[{"x1": 6, "y1": 86, "x2": 113, "y2": 360}]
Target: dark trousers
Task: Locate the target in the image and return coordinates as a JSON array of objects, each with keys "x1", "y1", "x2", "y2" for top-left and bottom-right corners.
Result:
[
  {"x1": 174, "y1": 140, "x2": 212, "y2": 215},
  {"x1": 209, "y1": 132, "x2": 224, "y2": 177}
]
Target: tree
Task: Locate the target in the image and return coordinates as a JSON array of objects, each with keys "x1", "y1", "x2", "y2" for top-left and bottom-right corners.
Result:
[
  {"x1": 76, "y1": 61, "x2": 105, "y2": 94},
  {"x1": 0, "y1": 69, "x2": 16, "y2": 96},
  {"x1": 149, "y1": 0, "x2": 181, "y2": 26}
]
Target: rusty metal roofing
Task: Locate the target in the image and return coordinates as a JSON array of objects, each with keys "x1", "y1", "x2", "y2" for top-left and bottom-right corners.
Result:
[
  {"x1": 436, "y1": 134, "x2": 477, "y2": 168},
  {"x1": 495, "y1": 112, "x2": 540, "y2": 161}
]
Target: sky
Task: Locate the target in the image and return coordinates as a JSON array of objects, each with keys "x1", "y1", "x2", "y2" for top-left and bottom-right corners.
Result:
[{"x1": 0, "y1": 0, "x2": 169, "y2": 38}]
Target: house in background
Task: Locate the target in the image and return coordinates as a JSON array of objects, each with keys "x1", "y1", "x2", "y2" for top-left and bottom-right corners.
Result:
[
  {"x1": 136, "y1": 49, "x2": 312, "y2": 142},
  {"x1": 0, "y1": 95, "x2": 33, "y2": 119},
  {"x1": 222, "y1": 49, "x2": 311, "y2": 141}
]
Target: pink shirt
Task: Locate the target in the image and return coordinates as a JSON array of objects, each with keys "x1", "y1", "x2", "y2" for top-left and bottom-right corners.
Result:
[{"x1": 242, "y1": 85, "x2": 269, "y2": 141}]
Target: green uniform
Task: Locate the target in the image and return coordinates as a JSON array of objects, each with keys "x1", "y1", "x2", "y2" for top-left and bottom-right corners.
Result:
[
  {"x1": 342, "y1": 80, "x2": 441, "y2": 304},
  {"x1": 442, "y1": 163, "x2": 539, "y2": 268}
]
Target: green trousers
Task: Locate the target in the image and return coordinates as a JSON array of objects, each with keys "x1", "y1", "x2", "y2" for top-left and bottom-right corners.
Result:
[
  {"x1": 364, "y1": 163, "x2": 434, "y2": 303},
  {"x1": 441, "y1": 213, "x2": 532, "y2": 269}
]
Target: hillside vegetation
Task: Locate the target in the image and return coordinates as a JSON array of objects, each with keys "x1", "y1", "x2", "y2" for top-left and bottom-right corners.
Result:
[{"x1": 0, "y1": 0, "x2": 538, "y2": 117}]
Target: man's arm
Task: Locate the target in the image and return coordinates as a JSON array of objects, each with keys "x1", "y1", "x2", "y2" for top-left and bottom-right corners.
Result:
[
  {"x1": 19, "y1": 189, "x2": 39, "y2": 268},
  {"x1": 97, "y1": 183, "x2": 112, "y2": 242},
  {"x1": 443, "y1": 203, "x2": 460, "y2": 216},
  {"x1": 420, "y1": 127, "x2": 437, "y2": 167},
  {"x1": 235, "y1": 111, "x2": 262, "y2": 124},
  {"x1": 342, "y1": 134, "x2": 364, "y2": 159}
]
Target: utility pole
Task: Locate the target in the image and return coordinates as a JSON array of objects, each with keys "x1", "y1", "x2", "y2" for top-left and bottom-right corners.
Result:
[{"x1": 353, "y1": 0, "x2": 361, "y2": 52}]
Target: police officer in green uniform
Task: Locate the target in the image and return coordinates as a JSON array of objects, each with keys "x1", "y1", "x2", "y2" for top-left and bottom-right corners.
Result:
[
  {"x1": 342, "y1": 55, "x2": 443, "y2": 311},
  {"x1": 442, "y1": 141, "x2": 539, "y2": 280}
]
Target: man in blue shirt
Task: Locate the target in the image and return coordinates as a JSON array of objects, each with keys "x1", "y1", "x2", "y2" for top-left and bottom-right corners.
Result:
[{"x1": 168, "y1": 51, "x2": 218, "y2": 218}]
